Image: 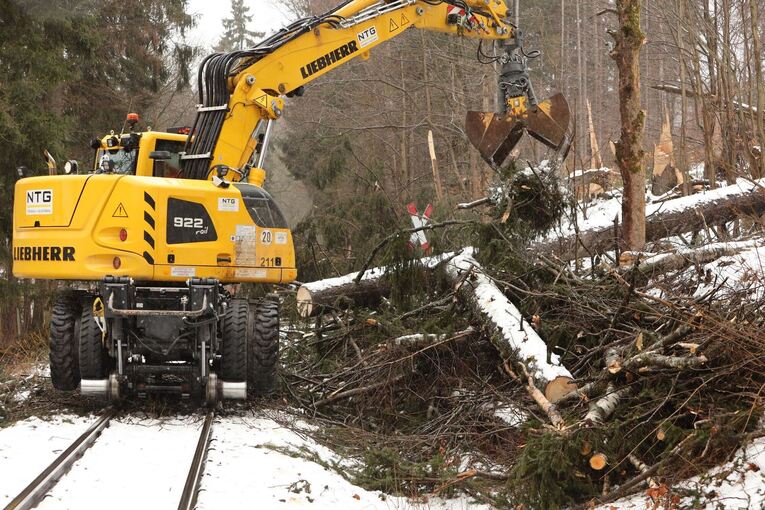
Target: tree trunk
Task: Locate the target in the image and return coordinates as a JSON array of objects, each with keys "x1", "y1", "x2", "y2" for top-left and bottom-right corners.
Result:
[
  {"x1": 611, "y1": 0, "x2": 647, "y2": 251},
  {"x1": 297, "y1": 277, "x2": 389, "y2": 318},
  {"x1": 631, "y1": 239, "x2": 761, "y2": 275},
  {"x1": 750, "y1": 0, "x2": 765, "y2": 179},
  {"x1": 297, "y1": 252, "x2": 458, "y2": 317},
  {"x1": 443, "y1": 251, "x2": 575, "y2": 403},
  {"x1": 534, "y1": 182, "x2": 765, "y2": 261}
]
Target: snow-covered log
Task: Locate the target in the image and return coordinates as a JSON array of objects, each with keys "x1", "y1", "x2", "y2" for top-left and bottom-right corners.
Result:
[
  {"x1": 443, "y1": 250, "x2": 576, "y2": 403},
  {"x1": 535, "y1": 180, "x2": 765, "y2": 261},
  {"x1": 296, "y1": 252, "x2": 458, "y2": 318},
  {"x1": 296, "y1": 271, "x2": 389, "y2": 318},
  {"x1": 628, "y1": 239, "x2": 761, "y2": 275}
]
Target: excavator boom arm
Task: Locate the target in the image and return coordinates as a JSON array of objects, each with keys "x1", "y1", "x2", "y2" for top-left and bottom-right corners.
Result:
[{"x1": 181, "y1": 0, "x2": 570, "y2": 182}]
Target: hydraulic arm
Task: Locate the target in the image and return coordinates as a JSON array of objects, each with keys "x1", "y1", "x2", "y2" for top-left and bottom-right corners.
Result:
[{"x1": 181, "y1": 0, "x2": 572, "y2": 182}]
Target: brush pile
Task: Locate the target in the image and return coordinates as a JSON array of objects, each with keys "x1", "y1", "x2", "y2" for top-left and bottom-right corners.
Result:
[{"x1": 281, "y1": 177, "x2": 765, "y2": 509}]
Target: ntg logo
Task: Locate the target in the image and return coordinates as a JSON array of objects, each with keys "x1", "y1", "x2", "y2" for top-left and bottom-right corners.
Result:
[
  {"x1": 357, "y1": 26, "x2": 378, "y2": 48},
  {"x1": 26, "y1": 189, "x2": 53, "y2": 215},
  {"x1": 26, "y1": 190, "x2": 52, "y2": 205}
]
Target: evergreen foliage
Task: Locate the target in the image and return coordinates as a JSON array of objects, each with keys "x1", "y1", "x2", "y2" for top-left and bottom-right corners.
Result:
[
  {"x1": 0, "y1": 0, "x2": 196, "y2": 340},
  {"x1": 215, "y1": 0, "x2": 264, "y2": 52}
]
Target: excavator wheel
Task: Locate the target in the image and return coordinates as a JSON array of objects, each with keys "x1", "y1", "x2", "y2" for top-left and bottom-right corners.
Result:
[
  {"x1": 248, "y1": 298, "x2": 280, "y2": 396},
  {"x1": 49, "y1": 294, "x2": 82, "y2": 391},
  {"x1": 78, "y1": 297, "x2": 110, "y2": 380},
  {"x1": 220, "y1": 298, "x2": 249, "y2": 382}
]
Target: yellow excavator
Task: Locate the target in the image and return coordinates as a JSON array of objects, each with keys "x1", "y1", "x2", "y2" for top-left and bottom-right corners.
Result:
[{"x1": 12, "y1": 0, "x2": 571, "y2": 404}]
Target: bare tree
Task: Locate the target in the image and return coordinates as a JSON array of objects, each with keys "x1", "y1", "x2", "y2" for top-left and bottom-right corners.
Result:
[{"x1": 610, "y1": 0, "x2": 647, "y2": 251}]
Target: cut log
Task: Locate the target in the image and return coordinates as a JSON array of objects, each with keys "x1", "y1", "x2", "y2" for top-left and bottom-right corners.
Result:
[
  {"x1": 584, "y1": 383, "x2": 632, "y2": 424},
  {"x1": 628, "y1": 454, "x2": 660, "y2": 488},
  {"x1": 296, "y1": 275, "x2": 389, "y2": 318},
  {"x1": 623, "y1": 352, "x2": 708, "y2": 371},
  {"x1": 535, "y1": 180, "x2": 765, "y2": 261},
  {"x1": 443, "y1": 250, "x2": 576, "y2": 403},
  {"x1": 297, "y1": 252, "x2": 458, "y2": 318},
  {"x1": 590, "y1": 453, "x2": 608, "y2": 471}
]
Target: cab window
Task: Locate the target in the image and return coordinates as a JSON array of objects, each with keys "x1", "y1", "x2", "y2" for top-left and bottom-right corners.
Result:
[
  {"x1": 153, "y1": 140, "x2": 186, "y2": 178},
  {"x1": 96, "y1": 149, "x2": 137, "y2": 175},
  {"x1": 234, "y1": 184, "x2": 289, "y2": 228}
]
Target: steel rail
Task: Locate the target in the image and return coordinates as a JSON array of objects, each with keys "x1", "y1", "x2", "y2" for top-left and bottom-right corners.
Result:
[
  {"x1": 177, "y1": 411, "x2": 214, "y2": 510},
  {"x1": 4, "y1": 408, "x2": 117, "y2": 510}
]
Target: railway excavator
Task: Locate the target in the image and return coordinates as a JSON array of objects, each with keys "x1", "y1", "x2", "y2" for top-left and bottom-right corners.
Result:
[{"x1": 12, "y1": 0, "x2": 571, "y2": 405}]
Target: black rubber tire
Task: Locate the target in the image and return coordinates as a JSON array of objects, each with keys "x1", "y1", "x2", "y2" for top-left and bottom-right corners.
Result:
[
  {"x1": 78, "y1": 298, "x2": 110, "y2": 380},
  {"x1": 248, "y1": 299, "x2": 280, "y2": 396},
  {"x1": 219, "y1": 299, "x2": 248, "y2": 382},
  {"x1": 49, "y1": 295, "x2": 82, "y2": 391}
]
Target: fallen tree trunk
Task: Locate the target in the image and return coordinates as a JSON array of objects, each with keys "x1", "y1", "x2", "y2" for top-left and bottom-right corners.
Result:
[
  {"x1": 297, "y1": 252, "x2": 457, "y2": 318},
  {"x1": 443, "y1": 251, "x2": 576, "y2": 403},
  {"x1": 296, "y1": 272, "x2": 389, "y2": 318},
  {"x1": 625, "y1": 239, "x2": 761, "y2": 275},
  {"x1": 534, "y1": 180, "x2": 765, "y2": 261},
  {"x1": 388, "y1": 328, "x2": 476, "y2": 349}
]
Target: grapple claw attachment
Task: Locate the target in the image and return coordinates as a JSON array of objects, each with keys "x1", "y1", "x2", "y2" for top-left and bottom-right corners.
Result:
[{"x1": 466, "y1": 93, "x2": 572, "y2": 169}]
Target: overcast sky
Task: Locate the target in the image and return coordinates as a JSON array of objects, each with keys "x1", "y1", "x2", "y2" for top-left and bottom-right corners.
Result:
[{"x1": 185, "y1": 0, "x2": 293, "y2": 49}]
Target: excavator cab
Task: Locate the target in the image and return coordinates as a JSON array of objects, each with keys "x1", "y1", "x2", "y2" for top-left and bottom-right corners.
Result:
[{"x1": 89, "y1": 123, "x2": 189, "y2": 178}]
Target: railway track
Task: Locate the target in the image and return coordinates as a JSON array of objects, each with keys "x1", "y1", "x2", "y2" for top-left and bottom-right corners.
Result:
[
  {"x1": 177, "y1": 411, "x2": 214, "y2": 510},
  {"x1": 3, "y1": 410, "x2": 215, "y2": 510}
]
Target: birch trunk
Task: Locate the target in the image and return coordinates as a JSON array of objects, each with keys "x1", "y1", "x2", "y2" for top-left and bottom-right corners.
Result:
[{"x1": 443, "y1": 251, "x2": 575, "y2": 403}]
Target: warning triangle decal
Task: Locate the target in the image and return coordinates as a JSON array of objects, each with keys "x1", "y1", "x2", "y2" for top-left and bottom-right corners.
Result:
[
  {"x1": 389, "y1": 18, "x2": 399, "y2": 32},
  {"x1": 113, "y1": 203, "x2": 128, "y2": 218},
  {"x1": 401, "y1": 13, "x2": 410, "y2": 26},
  {"x1": 255, "y1": 94, "x2": 268, "y2": 109}
]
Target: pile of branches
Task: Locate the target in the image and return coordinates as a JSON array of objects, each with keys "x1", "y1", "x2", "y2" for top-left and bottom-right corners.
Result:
[{"x1": 280, "y1": 179, "x2": 765, "y2": 509}]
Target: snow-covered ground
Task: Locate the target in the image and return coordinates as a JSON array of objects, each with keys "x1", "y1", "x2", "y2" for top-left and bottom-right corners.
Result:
[
  {"x1": 0, "y1": 412, "x2": 489, "y2": 510},
  {"x1": 692, "y1": 243, "x2": 765, "y2": 301},
  {"x1": 7, "y1": 410, "x2": 760, "y2": 509},
  {"x1": 0, "y1": 415, "x2": 201, "y2": 510},
  {"x1": 598, "y1": 436, "x2": 765, "y2": 510}
]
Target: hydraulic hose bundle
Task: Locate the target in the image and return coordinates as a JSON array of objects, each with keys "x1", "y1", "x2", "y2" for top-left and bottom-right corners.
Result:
[{"x1": 180, "y1": 7, "x2": 352, "y2": 180}]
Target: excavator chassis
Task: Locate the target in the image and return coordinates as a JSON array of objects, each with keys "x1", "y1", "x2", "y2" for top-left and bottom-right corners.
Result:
[{"x1": 51, "y1": 278, "x2": 279, "y2": 405}]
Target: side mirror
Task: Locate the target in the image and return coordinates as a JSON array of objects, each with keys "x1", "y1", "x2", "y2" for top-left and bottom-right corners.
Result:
[
  {"x1": 16, "y1": 166, "x2": 28, "y2": 181},
  {"x1": 149, "y1": 151, "x2": 173, "y2": 161}
]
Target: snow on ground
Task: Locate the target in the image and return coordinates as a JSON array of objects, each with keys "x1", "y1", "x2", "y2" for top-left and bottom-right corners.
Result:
[
  {"x1": 598, "y1": 436, "x2": 765, "y2": 510},
  {"x1": 492, "y1": 404, "x2": 528, "y2": 427},
  {"x1": 692, "y1": 243, "x2": 765, "y2": 301},
  {"x1": 198, "y1": 413, "x2": 488, "y2": 510},
  {"x1": 36, "y1": 416, "x2": 201, "y2": 510},
  {"x1": 0, "y1": 415, "x2": 93, "y2": 506},
  {"x1": 0, "y1": 412, "x2": 488, "y2": 510}
]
